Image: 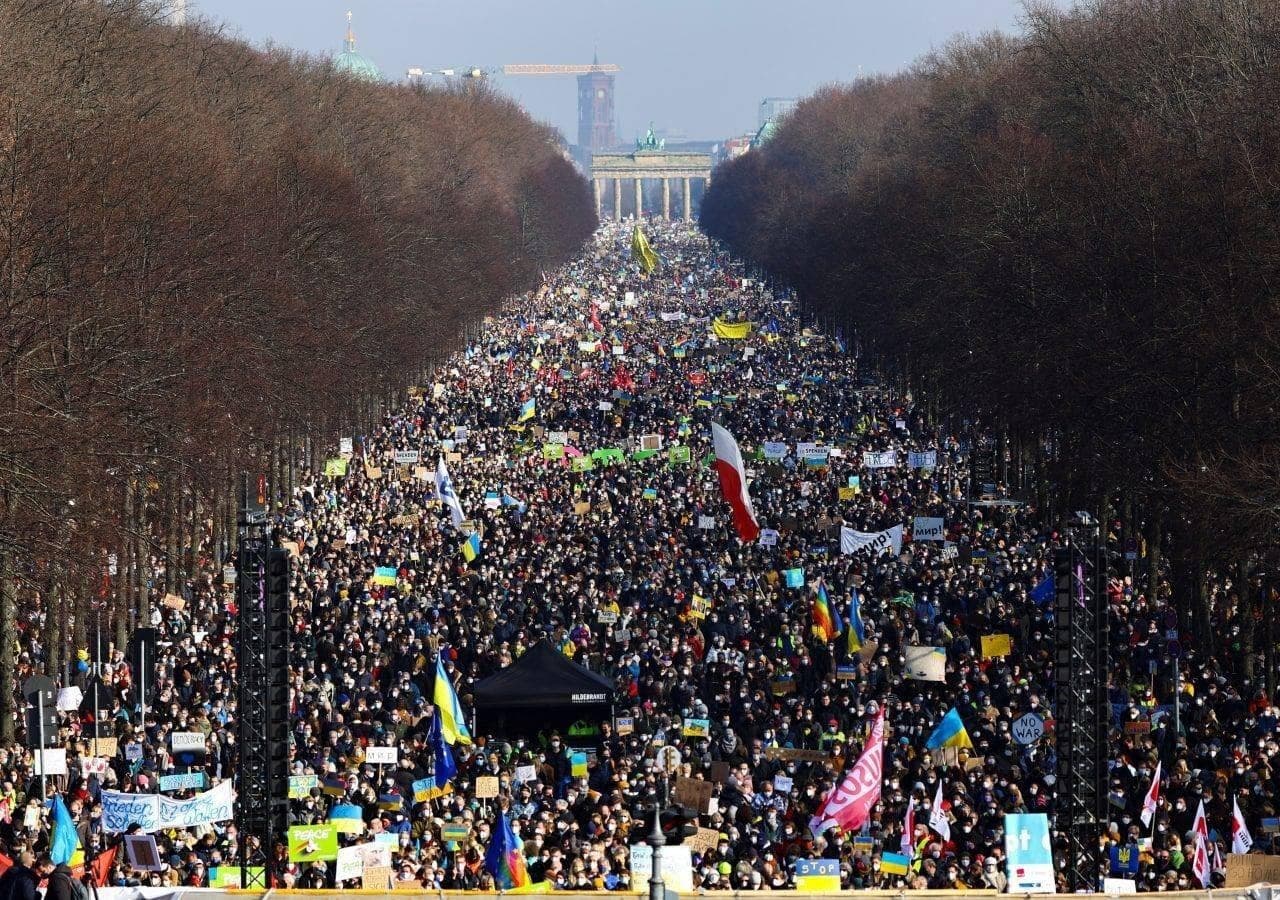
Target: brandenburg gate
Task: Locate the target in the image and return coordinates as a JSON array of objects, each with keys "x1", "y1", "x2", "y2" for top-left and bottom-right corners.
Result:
[{"x1": 591, "y1": 130, "x2": 712, "y2": 222}]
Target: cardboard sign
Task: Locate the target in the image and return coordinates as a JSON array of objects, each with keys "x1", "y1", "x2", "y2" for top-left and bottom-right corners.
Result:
[
  {"x1": 671, "y1": 777, "x2": 713, "y2": 813},
  {"x1": 161, "y1": 593, "x2": 186, "y2": 611},
  {"x1": 1226, "y1": 853, "x2": 1280, "y2": 887},
  {"x1": 686, "y1": 827, "x2": 720, "y2": 853},
  {"x1": 440, "y1": 822, "x2": 471, "y2": 843},
  {"x1": 474, "y1": 776, "x2": 500, "y2": 799},
  {"x1": 615, "y1": 717, "x2": 634, "y2": 736},
  {"x1": 92, "y1": 736, "x2": 118, "y2": 758},
  {"x1": 362, "y1": 866, "x2": 394, "y2": 890}
]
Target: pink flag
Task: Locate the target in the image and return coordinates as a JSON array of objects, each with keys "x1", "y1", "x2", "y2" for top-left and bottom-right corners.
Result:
[
  {"x1": 1140, "y1": 761, "x2": 1161, "y2": 827},
  {"x1": 809, "y1": 708, "x2": 885, "y2": 835}
]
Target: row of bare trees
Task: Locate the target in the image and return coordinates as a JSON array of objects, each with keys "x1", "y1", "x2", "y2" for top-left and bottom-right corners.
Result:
[
  {"x1": 0, "y1": 0, "x2": 595, "y2": 738},
  {"x1": 702, "y1": 0, "x2": 1280, "y2": 688}
]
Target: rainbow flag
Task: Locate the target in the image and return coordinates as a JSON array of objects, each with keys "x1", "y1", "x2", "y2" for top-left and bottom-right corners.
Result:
[
  {"x1": 812, "y1": 581, "x2": 840, "y2": 641},
  {"x1": 484, "y1": 813, "x2": 530, "y2": 890}
]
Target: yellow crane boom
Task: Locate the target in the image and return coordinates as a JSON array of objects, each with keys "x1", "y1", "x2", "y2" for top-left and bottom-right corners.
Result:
[{"x1": 503, "y1": 63, "x2": 621, "y2": 76}]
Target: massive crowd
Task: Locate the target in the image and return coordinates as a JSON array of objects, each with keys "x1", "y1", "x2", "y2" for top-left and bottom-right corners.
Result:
[{"x1": 0, "y1": 223, "x2": 1274, "y2": 894}]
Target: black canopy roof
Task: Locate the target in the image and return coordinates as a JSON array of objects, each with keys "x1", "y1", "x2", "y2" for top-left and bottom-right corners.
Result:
[{"x1": 472, "y1": 640, "x2": 614, "y2": 709}]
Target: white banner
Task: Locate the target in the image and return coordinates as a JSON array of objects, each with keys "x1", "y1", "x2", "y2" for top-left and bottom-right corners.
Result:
[
  {"x1": 908, "y1": 450, "x2": 938, "y2": 469},
  {"x1": 102, "y1": 780, "x2": 234, "y2": 833},
  {"x1": 840, "y1": 525, "x2": 903, "y2": 557},
  {"x1": 393, "y1": 449, "x2": 420, "y2": 465},
  {"x1": 170, "y1": 732, "x2": 206, "y2": 752},
  {"x1": 364, "y1": 746, "x2": 398, "y2": 766},
  {"x1": 862, "y1": 450, "x2": 898, "y2": 469},
  {"x1": 912, "y1": 517, "x2": 945, "y2": 542},
  {"x1": 659, "y1": 311, "x2": 686, "y2": 323},
  {"x1": 335, "y1": 845, "x2": 365, "y2": 882}
]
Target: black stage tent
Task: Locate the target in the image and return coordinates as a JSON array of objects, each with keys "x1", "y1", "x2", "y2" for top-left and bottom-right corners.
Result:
[{"x1": 472, "y1": 641, "x2": 615, "y2": 740}]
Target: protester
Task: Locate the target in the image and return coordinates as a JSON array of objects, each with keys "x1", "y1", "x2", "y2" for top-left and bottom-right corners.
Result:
[{"x1": 0, "y1": 222, "x2": 1268, "y2": 892}]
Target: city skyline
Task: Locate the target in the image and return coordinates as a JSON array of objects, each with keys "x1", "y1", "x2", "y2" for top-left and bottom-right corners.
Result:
[{"x1": 190, "y1": 0, "x2": 1048, "y2": 143}]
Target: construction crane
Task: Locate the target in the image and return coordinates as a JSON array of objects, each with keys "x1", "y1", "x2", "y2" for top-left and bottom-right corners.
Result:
[
  {"x1": 502, "y1": 59, "x2": 622, "y2": 158},
  {"x1": 502, "y1": 63, "x2": 621, "y2": 76}
]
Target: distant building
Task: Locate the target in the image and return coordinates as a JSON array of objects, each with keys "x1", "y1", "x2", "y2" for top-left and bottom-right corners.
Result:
[
  {"x1": 758, "y1": 97, "x2": 797, "y2": 129},
  {"x1": 577, "y1": 54, "x2": 617, "y2": 161},
  {"x1": 723, "y1": 135, "x2": 753, "y2": 160},
  {"x1": 333, "y1": 12, "x2": 381, "y2": 82}
]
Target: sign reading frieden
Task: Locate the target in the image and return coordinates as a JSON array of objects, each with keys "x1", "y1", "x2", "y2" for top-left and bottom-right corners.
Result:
[{"x1": 102, "y1": 780, "x2": 234, "y2": 833}]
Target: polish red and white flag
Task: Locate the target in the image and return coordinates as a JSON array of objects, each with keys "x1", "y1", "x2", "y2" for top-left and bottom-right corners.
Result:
[
  {"x1": 1140, "y1": 761, "x2": 1161, "y2": 827},
  {"x1": 809, "y1": 708, "x2": 885, "y2": 835},
  {"x1": 1232, "y1": 797, "x2": 1254, "y2": 854},
  {"x1": 712, "y1": 422, "x2": 761, "y2": 542}
]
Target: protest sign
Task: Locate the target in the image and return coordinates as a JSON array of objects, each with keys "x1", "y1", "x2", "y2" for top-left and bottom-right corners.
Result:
[
  {"x1": 912, "y1": 516, "x2": 945, "y2": 541},
  {"x1": 904, "y1": 645, "x2": 947, "y2": 682},
  {"x1": 981, "y1": 633, "x2": 1013, "y2": 658}
]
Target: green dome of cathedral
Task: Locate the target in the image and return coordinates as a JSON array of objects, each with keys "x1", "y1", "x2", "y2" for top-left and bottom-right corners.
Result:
[{"x1": 334, "y1": 12, "x2": 380, "y2": 82}]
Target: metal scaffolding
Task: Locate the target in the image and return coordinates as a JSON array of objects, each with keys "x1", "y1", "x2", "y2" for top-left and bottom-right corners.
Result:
[{"x1": 1053, "y1": 540, "x2": 1109, "y2": 891}]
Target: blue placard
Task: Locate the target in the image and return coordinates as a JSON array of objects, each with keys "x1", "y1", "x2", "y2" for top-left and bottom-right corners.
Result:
[
  {"x1": 795, "y1": 859, "x2": 839, "y2": 877},
  {"x1": 158, "y1": 772, "x2": 206, "y2": 792},
  {"x1": 1005, "y1": 813, "x2": 1054, "y2": 893}
]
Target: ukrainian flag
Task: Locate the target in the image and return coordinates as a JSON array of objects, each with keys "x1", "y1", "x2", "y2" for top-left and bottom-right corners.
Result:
[
  {"x1": 847, "y1": 589, "x2": 866, "y2": 654},
  {"x1": 925, "y1": 707, "x2": 973, "y2": 749},
  {"x1": 460, "y1": 532, "x2": 481, "y2": 563},
  {"x1": 373, "y1": 566, "x2": 397, "y2": 586},
  {"x1": 49, "y1": 795, "x2": 83, "y2": 867},
  {"x1": 519, "y1": 398, "x2": 536, "y2": 422},
  {"x1": 433, "y1": 656, "x2": 473, "y2": 745},
  {"x1": 880, "y1": 851, "x2": 911, "y2": 875}
]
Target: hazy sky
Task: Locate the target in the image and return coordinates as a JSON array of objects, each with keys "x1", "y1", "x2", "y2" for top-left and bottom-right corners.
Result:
[{"x1": 190, "y1": 0, "x2": 1043, "y2": 142}]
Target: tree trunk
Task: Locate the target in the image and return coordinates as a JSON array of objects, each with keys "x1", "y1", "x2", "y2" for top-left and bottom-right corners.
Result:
[{"x1": 0, "y1": 550, "x2": 16, "y2": 742}]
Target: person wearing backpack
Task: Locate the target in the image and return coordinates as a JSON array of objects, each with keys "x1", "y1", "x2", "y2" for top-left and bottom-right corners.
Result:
[{"x1": 43, "y1": 859, "x2": 87, "y2": 900}]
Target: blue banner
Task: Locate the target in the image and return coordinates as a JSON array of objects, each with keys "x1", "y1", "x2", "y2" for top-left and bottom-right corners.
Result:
[{"x1": 1004, "y1": 813, "x2": 1055, "y2": 893}]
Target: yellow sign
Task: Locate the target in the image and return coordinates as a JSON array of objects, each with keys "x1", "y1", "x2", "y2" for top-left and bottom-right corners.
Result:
[{"x1": 980, "y1": 633, "x2": 1012, "y2": 658}]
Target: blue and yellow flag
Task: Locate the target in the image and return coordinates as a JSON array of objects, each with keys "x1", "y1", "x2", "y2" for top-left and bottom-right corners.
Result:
[
  {"x1": 460, "y1": 532, "x2": 481, "y2": 563},
  {"x1": 631, "y1": 225, "x2": 659, "y2": 275},
  {"x1": 50, "y1": 795, "x2": 83, "y2": 867},
  {"x1": 519, "y1": 398, "x2": 536, "y2": 422},
  {"x1": 847, "y1": 589, "x2": 866, "y2": 654},
  {"x1": 433, "y1": 656, "x2": 473, "y2": 745},
  {"x1": 925, "y1": 707, "x2": 973, "y2": 749}
]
